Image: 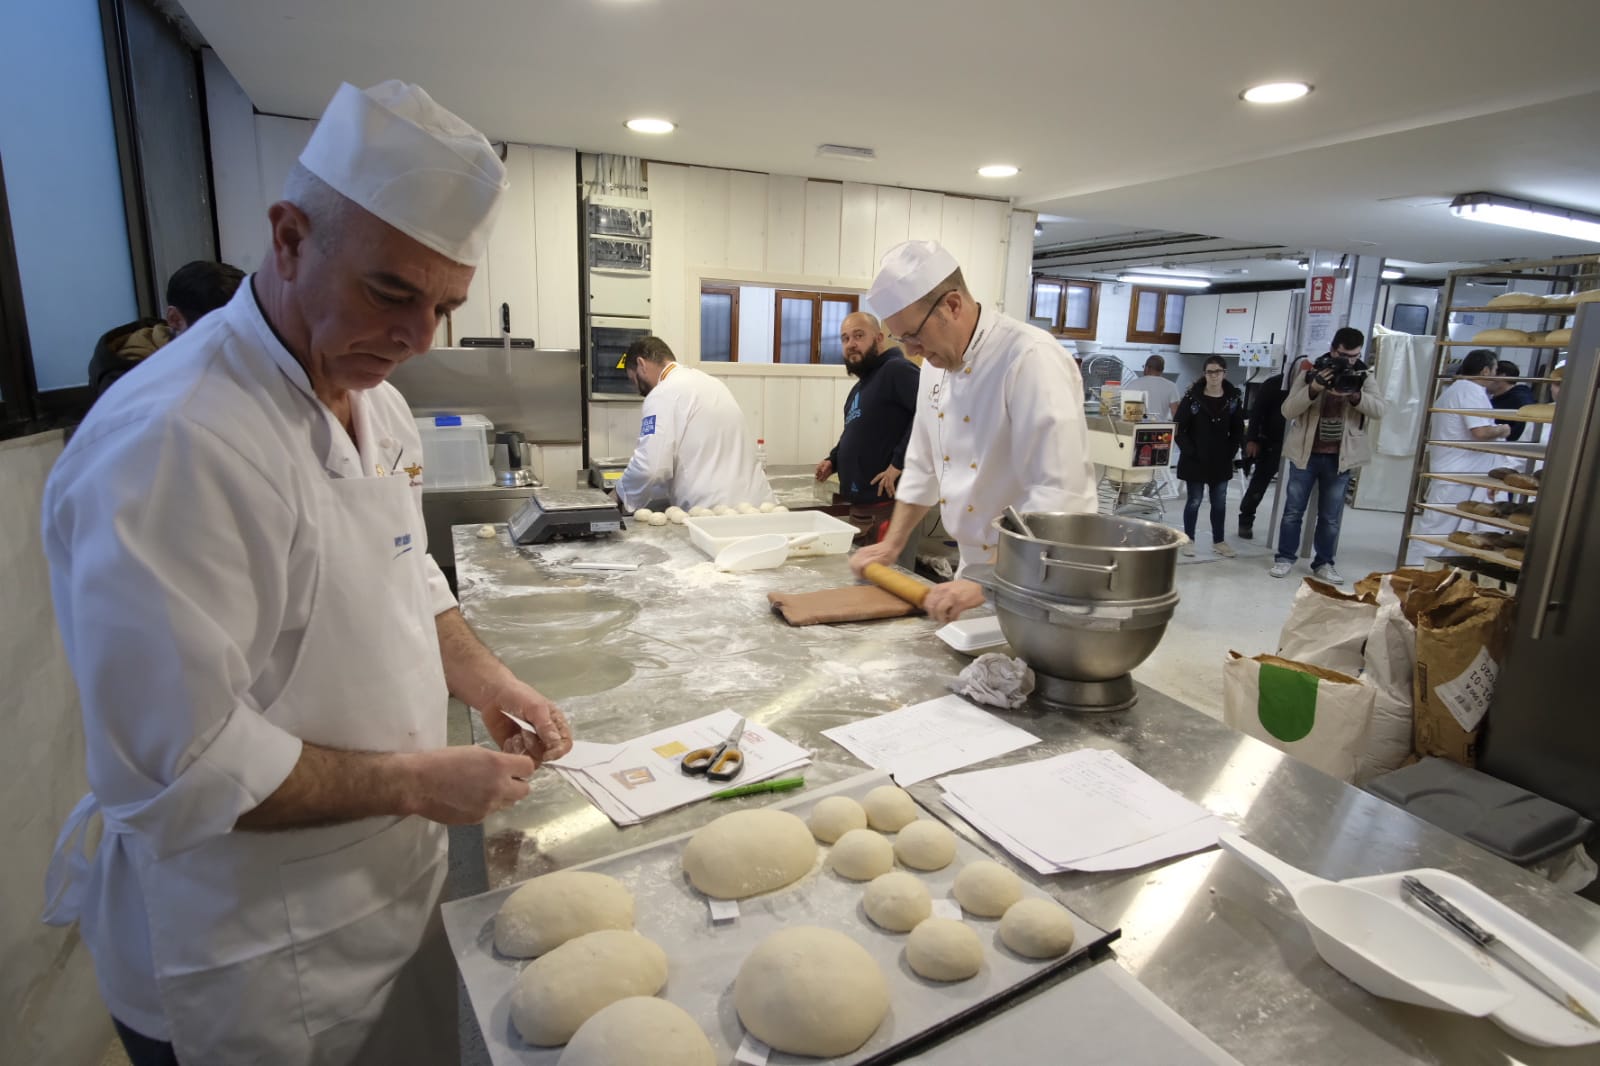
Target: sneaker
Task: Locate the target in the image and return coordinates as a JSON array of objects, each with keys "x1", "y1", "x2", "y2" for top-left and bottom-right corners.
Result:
[
  {"x1": 1214, "y1": 543, "x2": 1237, "y2": 558},
  {"x1": 1268, "y1": 560, "x2": 1293, "y2": 578},
  {"x1": 1238, "y1": 522, "x2": 1254, "y2": 540},
  {"x1": 1180, "y1": 543, "x2": 1196, "y2": 557},
  {"x1": 1313, "y1": 564, "x2": 1345, "y2": 585}
]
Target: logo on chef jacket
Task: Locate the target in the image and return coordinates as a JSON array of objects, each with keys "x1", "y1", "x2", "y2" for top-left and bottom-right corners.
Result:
[
  {"x1": 640, "y1": 415, "x2": 657, "y2": 437},
  {"x1": 404, "y1": 462, "x2": 423, "y2": 487},
  {"x1": 393, "y1": 532, "x2": 413, "y2": 559}
]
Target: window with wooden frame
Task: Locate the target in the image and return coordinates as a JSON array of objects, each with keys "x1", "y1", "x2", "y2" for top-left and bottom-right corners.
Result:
[
  {"x1": 699, "y1": 285, "x2": 740, "y2": 362},
  {"x1": 1126, "y1": 287, "x2": 1186, "y2": 345},
  {"x1": 774, "y1": 290, "x2": 860, "y2": 365},
  {"x1": 1029, "y1": 277, "x2": 1099, "y2": 340}
]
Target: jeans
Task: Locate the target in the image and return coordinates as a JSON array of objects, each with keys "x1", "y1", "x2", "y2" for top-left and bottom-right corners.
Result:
[
  {"x1": 1238, "y1": 449, "x2": 1279, "y2": 525},
  {"x1": 1275, "y1": 454, "x2": 1353, "y2": 569},
  {"x1": 1183, "y1": 479, "x2": 1229, "y2": 544},
  {"x1": 113, "y1": 1018, "x2": 180, "y2": 1066}
]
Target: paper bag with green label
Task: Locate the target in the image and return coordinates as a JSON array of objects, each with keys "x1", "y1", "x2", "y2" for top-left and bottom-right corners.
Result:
[
  {"x1": 1412, "y1": 589, "x2": 1514, "y2": 767},
  {"x1": 1222, "y1": 652, "x2": 1375, "y2": 782}
]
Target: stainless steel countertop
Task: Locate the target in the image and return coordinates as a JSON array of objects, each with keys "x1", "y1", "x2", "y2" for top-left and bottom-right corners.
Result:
[{"x1": 452, "y1": 526, "x2": 1600, "y2": 1066}]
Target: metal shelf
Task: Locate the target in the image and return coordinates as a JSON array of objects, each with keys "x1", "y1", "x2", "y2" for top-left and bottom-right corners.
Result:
[
  {"x1": 1423, "y1": 439, "x2": 1546, "y2": 460},
  {"x1": 1415, "y1": 502, "x2": 1532, "y2": 534},
  {"x1": 1419, "y1": 471, "x2": 1538, "y2": 496},
  {"x1": 1438, "y1": 340, "x2": 1568, "y2": 349},
  {"x1": 1407, "y1": 534, "x2": 1523, "y2": 570},
  {"x1": 1429, "y1": 407, "x2": 1553, "y2": 424},
  {"x1": 1448, "y1": 305, "x2": 1579, "y2": 315}
]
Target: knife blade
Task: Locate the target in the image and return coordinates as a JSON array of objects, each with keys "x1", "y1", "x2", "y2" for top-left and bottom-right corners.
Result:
[{"x1": 1401, "y1": 875, "x2": 1599, "y2": 1027}]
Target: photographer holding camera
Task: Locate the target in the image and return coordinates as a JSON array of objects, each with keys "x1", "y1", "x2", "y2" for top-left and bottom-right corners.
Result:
[{"x1": 1268, "y1": 327, "x2": 1387, "y2": 584}]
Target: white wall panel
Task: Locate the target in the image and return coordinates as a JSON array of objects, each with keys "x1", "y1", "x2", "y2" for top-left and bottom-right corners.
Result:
[
  {"x1": 721, "y1": 375, "x2": 766, "y2": 446},
  {"x1": 873, "y1": 187, "x2": 911, "y2": 270},
  {"x1": 531, "y1": 146, "x2": 580, "y2": 350},
  {"x1": 725, "y1": 171, "x2": 768, "y2": 273},
  {"x1": 839, "y1": 183, "x2": 878, "y2": 280},
  {"x1": 685, "y1": 166, "x2": 730, "y2": 271},
  {"x1": 649, "y1": 163, "x2": 689, "y2": 354},
  {"x1": 487, "y1": 145, "x2": 539, "y2": 342},
  {"x1": 1003, "y1": 210, "x2": 1036, "y2": 320},
  {"x1": 765, "y1": 175, "x2": 807, "y2": 275},
  {"x1": 908, "y1": 190, "x2": 944, "y2": 242},
  {"x1": 966, "y1": 199, "x2": 1007, "y2": 307},
  {"x1": 795, "y1": 378, "x2": 836, "y2": 466},
  {"x1": 802, "y1": 181, "x2": 843, "y2": 278},
  {"x1": 204, "y1": 50, "x2": 266, "y2": 272},
  {"x1": 761, "y1": 376, "x2": 802, "y2": 465},
  {"x1": 939, "y1": 196, "x2": 974, "y2": 279}
]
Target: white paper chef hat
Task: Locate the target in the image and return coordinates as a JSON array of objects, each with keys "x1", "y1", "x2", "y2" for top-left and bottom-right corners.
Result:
[
  {"x1": 298, "y1": 81, "x2": 508, "y2": 265},
  {"x1": 867, "y1": 240, "x2": 961, "y2": 318}
]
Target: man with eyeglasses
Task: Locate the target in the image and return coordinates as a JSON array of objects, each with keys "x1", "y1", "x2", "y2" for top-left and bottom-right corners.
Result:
[{"x1": 849, "y1": 240, "x2": 1097, "y2": 622}]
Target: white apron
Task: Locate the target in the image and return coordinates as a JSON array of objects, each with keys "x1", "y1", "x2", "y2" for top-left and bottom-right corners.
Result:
[{"x1": 46, "y1": 430, "x2": 450, "y2": 1064}]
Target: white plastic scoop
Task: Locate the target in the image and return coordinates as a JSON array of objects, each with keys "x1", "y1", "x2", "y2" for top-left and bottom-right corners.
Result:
[
  {"x1": 713, "y1": 533, "x2": 817, "y2": 572},
  {"x1": 1220, "y1": 833, "x2": 1514, "y2": 1016}
]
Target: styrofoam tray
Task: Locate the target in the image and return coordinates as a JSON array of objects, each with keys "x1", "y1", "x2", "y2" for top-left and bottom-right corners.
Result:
[
  {"x1": 442, "y1": 771, "x2": 1116, "y2": 1066},
  {"x1": 686, "y1": 510, "x2": 857, "y2": 560},
  {"x1": 936, "y1": 614, "x2": 1008, "y2": 655},
  {"x1": 1344, "y1": 868, "x2": 1600, "y2": 1047}
]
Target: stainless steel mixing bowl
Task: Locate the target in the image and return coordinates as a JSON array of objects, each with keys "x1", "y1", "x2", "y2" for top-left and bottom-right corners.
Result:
[{"x1": 996, "y1": 512, "x2": 1185, "y2": 602}]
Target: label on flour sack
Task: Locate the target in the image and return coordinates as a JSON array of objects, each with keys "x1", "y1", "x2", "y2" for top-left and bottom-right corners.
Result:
[
  {"x1": 709, "y1": 898, "x2": 740, "y2": 923},
  {"x1": 932, "y1": 898, "x2": 963, "y2": 921},
  {"x1": 734, "y1": 1034, "x2": 771, "y2": 1066},
  {"x1": 1434, "y1": 646, "x2": 1499, "y2": 733}
]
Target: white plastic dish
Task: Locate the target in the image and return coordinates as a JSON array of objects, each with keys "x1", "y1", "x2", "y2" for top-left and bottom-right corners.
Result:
[
  {"x1": 686, "y1": 511, "x2": 855, "y2": 560},
  {"x1": 1220, "y1": 833, "x2": 1514, "y2": 1017},
  {"x1": 936, "y1": 614, "x2": 1008, "y2": 654}
]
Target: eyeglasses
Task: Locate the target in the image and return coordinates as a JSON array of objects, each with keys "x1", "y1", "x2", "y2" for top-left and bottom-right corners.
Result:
[
  {"x1": 1204, "y1": 368, "x2": 1226, "y2": 375},
  {"x1": 891, "y1": 290, "x2": 955, "y2": 347}
]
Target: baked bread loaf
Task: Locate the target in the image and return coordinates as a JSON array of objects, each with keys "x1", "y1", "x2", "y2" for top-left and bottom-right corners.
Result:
[
  {"x1": 1504, "y1": 471, "x2": 1541, "y2": 491},
  {"x1": 1487, "y1": 292, "x2": 1547, "y2": 309},
  {"x1": 1472, "y1": 328, "x2": 1532, "y2": 344},
  {"x1": 1540, "y1": 329, "x2": 1571, "y2": 346},
  {"x1": 1519, "y1": 402, "x2": 1556, "y2": 421},
  {"x1": 1488, "y1": 466, "x2": 1521, "y2": 482}
]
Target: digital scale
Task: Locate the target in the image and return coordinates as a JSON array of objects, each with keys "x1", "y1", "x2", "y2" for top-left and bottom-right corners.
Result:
[{"x1": 508, "y1": 486, "x2": 623, "y2": 544}]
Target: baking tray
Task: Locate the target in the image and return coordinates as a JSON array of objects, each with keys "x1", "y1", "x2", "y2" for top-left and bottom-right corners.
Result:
[{"x1": 443, "y1": 771, "x2": 1117, "y2": 1065}]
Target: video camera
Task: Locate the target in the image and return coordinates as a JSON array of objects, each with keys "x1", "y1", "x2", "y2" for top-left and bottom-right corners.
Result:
[{"x1": 1307, "y1": 353, "x2": 1369, "y2": 394}]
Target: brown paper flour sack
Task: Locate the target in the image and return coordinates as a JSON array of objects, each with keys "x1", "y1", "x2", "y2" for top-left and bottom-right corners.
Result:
[{"x1": 1412, "y1": 589, "x2": 1515, "y2": 766}]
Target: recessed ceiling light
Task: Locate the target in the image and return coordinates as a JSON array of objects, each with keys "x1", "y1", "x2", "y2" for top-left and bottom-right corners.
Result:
[
  {"x1": 1118, "y1": 273, "x2": 1211, "y2": 289},
  {"x1": 978, "y1": 164, "x2": 1019, "y2": 178},
  {"x1": 1240, "y1": 81, "x2": 1312, "y2": 104},
  {"x1": 625, "y1": 117, "x2": 675, "y2": 134}
]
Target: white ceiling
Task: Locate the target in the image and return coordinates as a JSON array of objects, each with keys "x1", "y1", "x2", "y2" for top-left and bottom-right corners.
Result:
[{"x1": 179, "y1": 0, "x2": 1600, "y2": 268}]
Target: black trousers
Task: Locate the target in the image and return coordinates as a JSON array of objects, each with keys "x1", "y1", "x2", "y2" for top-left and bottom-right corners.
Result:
[
  {"x1": 1239, "y1": 450, "x2": 1279, "y2": 525},
  {"x1": 113, "y1": 1019, "x2": 179, "y2": 1066}
]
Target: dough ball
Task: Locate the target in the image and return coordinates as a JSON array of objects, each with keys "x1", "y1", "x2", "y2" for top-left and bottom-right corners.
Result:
[
  {"x1": 906, "y1": 918, "x2": 983, "y2": 982},
  {"x1": 862, "y1": 785, "x2": 919, "y2": 832},
  {"x1": 953, "y1": 860, "x2": 1023, "y2": 918},
  {"x1": 737, "y1": 502, "x2": 759, "y2": 514},
  {"x1": 476, "y1": 523, "x2": 498, "y2": 539},
  {"x1": 557, "y1": 997, "x2": 714, "y2": 1066},
  {"x1": 633, "y1": 508, "x2": 655, "y2": 521},
  {"x1": 829, "y1": 828, "x2": 894, "y2": 881},
  {"x1": 510, "y1": 930, "x2": 668, "y2": 1046},
  {"x1": 647, "y1": 512, "x2": 668, "y2": 526},
  {"x1": 688, "y1": 506, "x2": 714, "y2": 517},
  {"x1": 735, "y1": 926, "x2": 888, "y2": 1057},
  {"x1": 772, "y1": 505, "x2": 789, "y2": 512},
  {"x1": 999, "y1": 897, "x2": 1077, "y2": 959},
  {"x1": 667, "y1": 509, "x2": 687, "y2": 525},
  {"x1": 893, "y1": 819, "x2": 957, "y2": 871},
  {"x1": 494, "y1": 870, "x2": 634, "y2": 958},
  {"x1": 713, "y1": 505, "x2": 734, "y2": 516},
  {"x1": 758, "y1": 501, "x2": 777, "y2": 513},
  {"x1": 682, "y1": 808, "x2": 815, "y2": 899},
  {"x1": 863, "y1": 871, "x2": 932, "y2": 932},
  {"x1": 808, "y1": 795, "x2": 868, "y2": 843}
]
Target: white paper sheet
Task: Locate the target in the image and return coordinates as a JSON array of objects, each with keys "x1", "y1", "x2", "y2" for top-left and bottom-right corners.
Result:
[{"x1": 820, "y1": 694, "x2": 1041, "y2": 785}]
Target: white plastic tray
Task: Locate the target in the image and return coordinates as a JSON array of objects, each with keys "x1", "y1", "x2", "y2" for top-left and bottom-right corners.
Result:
[
  {"x1": 1344, "y1": 867, "x2": 1600, "y2": 1047},
  {"x1": 686, "y1": 510, "x2": 857, "y2": 560}
]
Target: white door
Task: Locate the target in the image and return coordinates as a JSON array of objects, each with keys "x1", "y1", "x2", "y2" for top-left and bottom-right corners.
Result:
[
  {"x1": 1211, "y1": 294, "x2": 1257, "y2": 354},
  {"x1": 1179, "y1": 294, "x2": 1220, "y2": 353}
]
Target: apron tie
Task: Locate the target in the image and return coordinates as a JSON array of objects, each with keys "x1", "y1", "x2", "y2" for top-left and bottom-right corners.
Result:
[{"x1": 42, "y1": 793, "x2": 127, "y2": 926}]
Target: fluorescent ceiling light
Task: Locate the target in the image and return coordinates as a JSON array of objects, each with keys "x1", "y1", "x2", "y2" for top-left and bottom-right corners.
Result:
[
  {"x1": 1296, "y1": 262, "x2": 1310, "y2": 271},
  {"x1": 1449, "y1": 192, "x2": 1600, "y2": 243},
  {"x1": 625, "y1": 117, "x2": 675, "y2": 134},
  {"x1": 1240, "y1": 81, "x2": 1312, "y2": 104},
  {"x1": 978, "y1": 164, "x2": 1019, "y2": 178},
  {"x1": 1118, "y1": 273, "x2": 1210, "y2": 289},
  {"x1": 1382, "y1": 269, "x2": 1405, "y2": 280}
]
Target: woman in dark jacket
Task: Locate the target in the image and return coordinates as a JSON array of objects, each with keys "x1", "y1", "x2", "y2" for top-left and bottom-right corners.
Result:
[{"x1": 1175, "y1": 356, "x2": 1246, "y2": 557}]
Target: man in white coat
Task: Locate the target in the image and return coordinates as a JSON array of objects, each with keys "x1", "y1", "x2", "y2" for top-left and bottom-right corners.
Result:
[
  {"x1": 1405, "y1": 348, "x2": 1514, "y2": 562},
  {"x1": 850, "y1": 241, "x2": 1097, "y2": 622},
  {"x1": 616, "y1": 336, "x2": 774, "y2": 511},
  {"x1": 41, "y1": 82, "x2": 571, "y2": 1066}
]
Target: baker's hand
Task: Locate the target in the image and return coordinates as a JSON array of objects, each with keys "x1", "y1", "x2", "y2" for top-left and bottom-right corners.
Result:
[
  {"x1": 923, "y1": 579, "x2": 987, "y2": 623},
  {"x1": 871, "y1": 464, "x2": 901, "y2": 499},
  {"x1": 850, "y1": 539, "x2": 902, "y2": 577},
  {"x1": 478, "y1": 680, "x2": 574, "y2": 768},
  {"x1": 404, "y1": 746, "x2": 536, "y2": 825},
  {"x1": 1244, "y1": 441, "x2": 1259, "y2": 459},
  {"x1": 815, "y1": 458, "x2": 834, "y2": 482}
]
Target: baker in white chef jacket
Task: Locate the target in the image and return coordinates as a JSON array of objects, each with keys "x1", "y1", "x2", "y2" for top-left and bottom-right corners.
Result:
[
  {"x1": 1405, "y1": 347, "x2": 1515, "y2": 562},
  {"x1": 40, "y1": 81, "x2": 573, "y2": 1066},
  {"x1": 850, "y1": 241, "x2": 1097, "y2": 622},
  {"x1": 615, "y1": 335, "x2": 775, "y2": 511}
]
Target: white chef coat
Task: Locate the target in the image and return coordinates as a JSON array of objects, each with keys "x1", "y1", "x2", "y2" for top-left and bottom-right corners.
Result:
[
  {"x1": 41, "y1": 281, "x2": 456, "y2": 1059},
  {"x1": 616, "y1": 363, "x2": 774, "y2": 510},
  {"x1": 896, "y1": 304, "x2": 1098, "y2": 571},
  {"x1": 1407, "y1": 377, "x2": 1498, "y2": 561},
  {"x1": 1124, "y1": 374, "x2": 1180, "y2": 418}
]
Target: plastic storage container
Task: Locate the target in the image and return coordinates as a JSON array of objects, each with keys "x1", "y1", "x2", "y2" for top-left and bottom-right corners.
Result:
[
  {"x1": 415, "y1": 414, "x2": 494, "y2": 489},
  {"x1": 685, "y1": 511, "x2": 856, "y2": 560}
]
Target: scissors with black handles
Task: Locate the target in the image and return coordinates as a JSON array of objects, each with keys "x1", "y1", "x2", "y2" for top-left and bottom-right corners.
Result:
[{"x1": 681, "y1": 719, "x2": 746, "y2": 783}]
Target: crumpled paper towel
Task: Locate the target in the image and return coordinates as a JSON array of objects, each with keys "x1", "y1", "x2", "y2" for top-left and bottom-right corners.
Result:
[{"x1": 949, "y1": 653, "x2": 1036, "y2": 709}]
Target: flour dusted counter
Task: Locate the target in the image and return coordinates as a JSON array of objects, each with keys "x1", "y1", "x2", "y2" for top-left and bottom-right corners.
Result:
[{"x1": 450, "y1": 525, "x2": 1600, "y2": 1065}]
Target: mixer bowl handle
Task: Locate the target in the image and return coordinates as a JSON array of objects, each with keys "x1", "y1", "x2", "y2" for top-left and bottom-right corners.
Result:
[{"x1": 1039, "y1": 556, "x2": 1117, "y2": 577}]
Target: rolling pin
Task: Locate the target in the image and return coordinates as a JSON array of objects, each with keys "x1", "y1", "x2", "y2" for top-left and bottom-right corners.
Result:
[{"x1": 862, "y1": 563, "x2": 930, "y2": 609}]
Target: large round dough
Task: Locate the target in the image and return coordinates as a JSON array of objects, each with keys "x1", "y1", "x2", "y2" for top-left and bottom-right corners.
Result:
[
  {"x1": 758, "y1": 501, "x2": 777, "y2": 513},
  {"x1": 735, "y1": 926, "x2": 889, "y2": 1056},
  {"x1": 494, "y1": 870, "x2": 634, "y2": 958},
  {"x1": 953, "y1": 860, "x2": 1023, "y2": 917},
  {"x1": 999, "y1": 897, "x2": 1077, "y2": 959},
  {"x1": 863, "y1": 871, "x2": 932, "y2": 932},
  {"x1": 557, "y1": 997, "x2": 714, "y2": 1066},
  {"x1": 510, "y1": 930, "x2": 668, "y2": 1046},
  {"x1": 665, "y1": 506, "x2": 687, "y2": 524},
  {"x1": 681, "y1": 808, "x2": 815, "y2": 899},
  {"x1": 647, "y1": 512, "x2": 668, "y2": 526},
  {"x1": 808, "y1": 795, "x2": 867, "y2": 843},
  {"x1": 893, "y1": 819, "x2": 957, "y2": 871},
  {"x1": 862, "y1": 785, "x2": 918, "y2": 832},
  {"x1": 906, "y1": 918, "x2": 983, "y2": 982},
  {"x1": 633, "y1": 508, "x2": 655, "y2": 521},
  {"x1": 829, "y1": 828, "x2": 894, "y2": 881}
]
